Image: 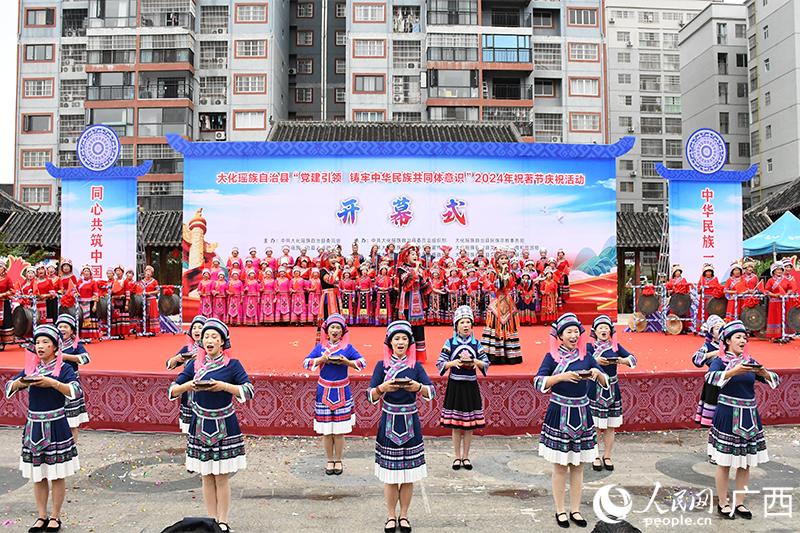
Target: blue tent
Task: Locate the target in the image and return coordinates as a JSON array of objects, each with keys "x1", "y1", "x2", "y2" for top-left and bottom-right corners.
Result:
[{"x1": 743, "y1": 211, "x2": 800, "y2": 255}]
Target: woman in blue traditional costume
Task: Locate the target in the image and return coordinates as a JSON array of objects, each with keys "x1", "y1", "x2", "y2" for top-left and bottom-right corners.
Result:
[
  {"x1": 166, "y1": 315, "x2": 207, "y2": 433},
  {"x1": 368, "y1": 320, "x2": 435, "y2": 533},
  {"x1": 303, "y1": 313, "x2": 366, "y2": 475},
  {"x1": 6, "y1": 324, "x2": 82, "y2": 533},
  {"x1": 534, "y1": 313, "x2": 608, "y2": 529},
  {"x1": 706, "y1": 320, "x2": 780, "y2": 520},
  {"x1": 55, "y1": 314, "x2": 91, "y2": 444},
  {"x1": 168, "y1": 318, "x2": 255, "y2": 533}
]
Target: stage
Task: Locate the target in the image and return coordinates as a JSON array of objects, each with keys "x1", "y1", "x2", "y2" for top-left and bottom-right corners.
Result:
[{"x1": 1, "y1": 326, "x2": 798, "y2": 436}]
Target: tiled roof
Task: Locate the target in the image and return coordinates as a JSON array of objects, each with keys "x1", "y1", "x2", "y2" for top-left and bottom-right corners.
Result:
[
  {"x1": 0, "y1": 189, "x2": 31, "y2": 214},
  {"x1": 267, "y1": 121, "x2": 522, "y2": 143},
  {"x1": 746, "y1": 177, "x2": 800, "y2": 218},
  {"x1": 0, "y1": 210, "x2": 181, "y2": 249},
  {"x1": 617, "y1": 210, "x2": 773, "y2": 249}
]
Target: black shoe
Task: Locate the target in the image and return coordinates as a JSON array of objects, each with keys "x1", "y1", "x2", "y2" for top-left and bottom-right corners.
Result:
[
  {"x1": 384, "y1": 518, "x2": 397, "y2": 533},
  {"x1": 43, "y1": 518, "x2": 61, "y2": 532},
  {"x1": 734, "y1": 505, "x2": 752, "y2": 519},
  {"x1": 27, "y1": 517, "x2": 47, "y2": 533},
  {"x1": 555, "y1": 513, "x2": 570, "y2": 528},
  {"x1": 603, "y1": 458, "x2": 614, "y2": 472},
  {"x1": 333, "y1": 461, "x2": 343, "y2": 475},
  {"x1": 461, "y1": 459, "x2": 473, "y2": 471},
  {"x1": 569, "y1": 512, "x2": 588, "y2": 527},
  {"x1": 398, "y1": 517, "x2": 412, "y2": 533},
  {"x1": 325, "y1": 461, "x2": 335, "y2": 475},
  {"x1": 592, "y1": 459, "x2": 603, "y2": 471},
  {"x1": 717, "y1": 504, "x2": 735, "y2": 519},
  {"x1": 452, "y1": 459, "x2": 462, "y2": 470}
]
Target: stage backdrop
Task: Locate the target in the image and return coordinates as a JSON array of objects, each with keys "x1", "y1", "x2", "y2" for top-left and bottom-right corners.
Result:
[{"x1": 169, "y1": 136, "x2": 634, "y2": 321}]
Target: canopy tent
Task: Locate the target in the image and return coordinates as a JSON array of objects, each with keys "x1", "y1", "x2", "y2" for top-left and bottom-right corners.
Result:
[{"x1": 743, "y1": 211, "x2": 800, "y2": 255}]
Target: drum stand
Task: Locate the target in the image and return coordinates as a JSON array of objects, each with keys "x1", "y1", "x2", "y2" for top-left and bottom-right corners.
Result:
[{"x1": 629, "y1": 284, "x2": 663, "y2": 332}]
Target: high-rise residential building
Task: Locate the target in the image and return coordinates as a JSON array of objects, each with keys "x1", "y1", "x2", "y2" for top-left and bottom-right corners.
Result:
[
  {"x1": 16, "y1": 0, "x2": 289, "y2": 212},
  {"x1": 606, "y1": 0, "x2": 708, "y2": 214},
  {"x1": 345, "y1": 0, "x2": 606, "y2": 144},
  {"x1": 679, "y1": 2, "x2": 751, "y2": 203},
  {"x1": 745, "y1": 0, "x2": 800, "y2": 206}
]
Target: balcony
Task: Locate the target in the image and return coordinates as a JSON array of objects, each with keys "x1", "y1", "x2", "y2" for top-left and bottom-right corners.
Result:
[
  {"x1": 489, "y1": 83, "x2": 533, "y2": 100},
  {"x1": 483, "y1": 47, "x2": 532, "y2": 63},
  {"x1": 62, "y1": 9, "x2": 87, "y2": 38},
  {"x1": 140, "y1": 12, "x2": 195, "y2": 30},
  {"x1": 138, "y1": 122, "x2": 193, "y2": 137},
  {"x1": 87, "y1": 85, "x2": 136, "y2": 101},
  {"x1": 427, "y1": 47, "x2": 478, "y2": 62},
  {"x1": 87, "y1": 50, "x2": 135, "y2": 65},
  {"x1": 200, "y1": 56, "x2": 228, "y2": 70},
  {"x1": 393, "y1": 7, "x2": 421, "y2": 33},
  {"x1": 139, "y1": 80, "x2": 194, "y2": 100},
  {"x1": 427, "y1": 10, "x2": 478, "y2": 25},
  {"x1": 428, "y1": 86, "x2": 479, "y2": 98},
  {"x1": 140, "y1": 49, "x2": 194, "y2": 65},
  {"x1": 484, "y1": 11, "x2": 531, "y2": 27},
  {"x1": 87, "y1": 16, "x2": 137, "y2": 29},
  {"x1": 145, "y1": 158, "x2": 184, "y2": 174}
]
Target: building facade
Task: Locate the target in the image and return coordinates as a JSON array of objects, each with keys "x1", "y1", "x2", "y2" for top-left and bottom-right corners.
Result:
[
  {"x1": 16, "y1": 0, "x2": 289, "y2": 212},
  {"x1": 745, "y1": 0, "x2": 800, "y2": 206}
]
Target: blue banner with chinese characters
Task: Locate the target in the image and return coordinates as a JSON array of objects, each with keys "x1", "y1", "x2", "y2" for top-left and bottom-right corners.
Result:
[{"x1": 171, "y1": 135, "x2": 633, "y2": 319}]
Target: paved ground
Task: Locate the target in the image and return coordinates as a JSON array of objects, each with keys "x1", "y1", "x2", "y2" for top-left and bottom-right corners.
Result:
[{"x1": 0, "y1": 426, "x2": 799, "y2": 532}]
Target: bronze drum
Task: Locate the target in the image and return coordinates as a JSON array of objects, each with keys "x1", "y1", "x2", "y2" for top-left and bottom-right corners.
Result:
[
  {"x1": 95, "y1": 298, "x2": 109, "y2": 321},
  {"x1": 58, "y1": 305, "x2": 84, "y2": 324},
  {"x1": 741, "y1": 305, "x2": 767, "y2": 332},
  {"x1": 705, "y1": 297, "x2": 728, "y2": 319},
  {"x1": 668, "y1": 293, "x2": 691, "y2": 316},
  {"x1": 637, "y1": 294, "x2": 659, "y2": 315},
  {"x1": 787, "y1": 307, "x2": 800, "y2": 331},
  {"x1": 129, "y1": 294, "x2": 144, "y2": 319},
  {"x1": 12, "y1": 306, "x2": 34, "y2": 338},
  {"x1": 158, "y1": 294, "x2": 180, "y2": 316}
]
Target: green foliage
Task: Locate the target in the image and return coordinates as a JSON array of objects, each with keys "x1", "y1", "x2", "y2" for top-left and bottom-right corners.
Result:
[{"x1": 0, "y1": 241, "x2": 51, "y2": 265}]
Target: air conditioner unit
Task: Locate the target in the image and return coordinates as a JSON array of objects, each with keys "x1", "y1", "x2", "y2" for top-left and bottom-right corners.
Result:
[
  {"x1": 73, "y1": 65, "x2": 84, "y2": 72},
  {"x1": 73, "y1": 102, "x2": 81, "y2": 107},
  {"x1": 627, "y1": 127, "x2": 635, "y2": 133},
  {"x1": 67, "y1": 30, "x2": 75, "y2": 37},
  {"x1": 609, "y1": 18, "x2": 615, "y2": 24},
  {"x1": 214, "y1": 98, "x2": 223, "y2": 105},
  {"x1": 64, "y1": 58, "x2": 73, "y2": 65},
  {"x1": 61, "y1": 66, "x2": 70, "y2": 72},
  {"x1": 393, "y1": 94, "x2": 404, "y2": 103},
  {"x1": 214, "y1": 131, "x2": 226, "y2": 140},
  {"x1": 217, "y1": 58, "x2": 225, "y2": 66},
  {"x1": 60, "y1": 137, "x2": 69, "y2": 143},
  {"x1": 200, "y1": 98, "x2": 208, "y2": 104},
  {"x1": 61, "y1": 102, "x2": 70, "y2": 108},
  {"x1": 407, "y1": 62, "x2": 419, "y2": 69},
  {"x1": 679, "y1": 21, "x2": 685, "y2": 27},
  {"x1": 629, "y1": 171, "x2": 637, "y2": 177},
  {"x1": 626, "y1": 41, "x2": 633, "y2": 48},
  {"x1": 550, "y1": 136, "x2": 562, "y2": 143},
  {"x1": 288, "y1": 68, "x2": 297, "y2": 75}
]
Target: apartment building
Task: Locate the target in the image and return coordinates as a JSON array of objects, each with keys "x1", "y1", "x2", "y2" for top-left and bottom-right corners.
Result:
[
  {"x1": 607, "y1": 0, "x2": 710, "y2": 214},
  {"x1": 16, "y1": 0, "x2": 289, "y2": 212},
  {"x1": 745, "y1": 0, "x2": 800, "y2": 206},
  {"x1": 679, "y1": 2, "x2": 751, "y2": 186}
]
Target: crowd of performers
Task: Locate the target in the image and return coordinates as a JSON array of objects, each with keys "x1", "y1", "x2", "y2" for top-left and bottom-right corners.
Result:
[
  {"x1": 650, "y1": 257, "x2": 798, "y2": 341},
  {"x1": 6, "y1": 306, "x2": 780, "y2": 531},
  {"x1": 0, "y1": 258, "x2": 165, "y2": 343},
  {"x1": 195, "y1": 242, "x2": 572, "y2": 329}
]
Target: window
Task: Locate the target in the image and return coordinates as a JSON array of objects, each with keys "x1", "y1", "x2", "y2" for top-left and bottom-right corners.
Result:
[
  {"x1": 718, "y1": 82, "x2": 728, "y2": 104},
  {"x1": 767, "y1": 158, "x2": 773, "y2": 172},
  {"x1": 295, "y1": 88, "x2": 313, "y2": 103},
  {"x1": 235, "y1": 40, "x2": 267, "y2": 58},
  {"x1": 735, "y1": 24, "x2": 746, "y2": 38},
  {"x1": 24, "y1": 44, "x2": 54, "y2": 62},
  {"x1": 663, "y1": 54, "x2": 679, "y2": 72},
  {"x1": 354, "y1": 74, "x2": 385, "y2": 93},
  {"x1": 335, "y1": 88, "x2": 346, "y2": 103},
  {"x1": 737, "y1": 83, "x2": 748, "y2": 98},
  {"x1": 138, "y1": 108, "x2": 192, "y2": 137},
  {"x1": 765, "y1": 92, "x2": 771, "y2": 105},
  {"x1": 617, "y1": 31, "x2": 631, "y2": 43},
  {"x1": 717, "y1": 23, "x2": 728, "y2": 45},
  {"x1": 751, "y1": 99, "x2": 759, "y2": 122},
  {"x1": 429, "y1": 107, "x2": 478, "y2": 121},
  {"x1": 665, "y1": 118, "x2": 681, "y2": 134},
  {"x1": 738, "y1": 113, "x2": 749, "y2": 128},
  {"x1": 336, "y1": 31, "x2": 347, "y2": 46},
  {"x1": 736, "y1": 54, "x2": 747, "y2": 68},
  {"x1": 570, "y1": 113, "x2": 600, "y2": 132},
  {"x1": 763, "y1": 26, "x2": 769, "y2": 39},
  {"x1": 640, "y1": 95, "x2": 662, "y2": 113},
  {"x1": 532, "y1": 11, "x2": 552, "y2": 28},
  {"x1": 534, "y1": 79, "x2": 555, "y2": 97},
  {"x1": 665, "y1": 140, "x2": 682, "y2": 157},
  {"x1": 297, "y1": 31, "x2": 313, "y2": 46},
  {"x1": 619, "y1": 182, "x2": 634, "y2": 193},
  {"x1": 21, "y1": 150, "x2": 51, "y2": 169},
  {"x1": 353, "y1": 39, "x2": 385, "y2": 58},
  {"x1": 739, "y1": 143, "x2": 750, "y2": 158},
  {"x1": 21, "y1": 186, "x2": 51, "y2": 205},
  {"x1": 665, "y1": 96, "x2": 681, "y2": 114},
  {"x1": 335, "y1": 3, "x2": 346, "y2": 17},
  {"x1": 641, "y1": 139, "x2": 663, "y2": 156},
  {"x1": 617, "y1": 52, "x2": 630, "y2": 63},
  {"x1": 569, "y1": 78, "x2": 599, "y2": 97},
  {"x1": 719, "y1": 112, "x2": 730, "y2": 134},
  {"x1": 335, "y1": 59, "x2": 346, "y2": 74},
  {"x1": 619, "y1": 159, "x2": 634, "y2": 171},
  {"x1": 641, "y1": 161, "x2": 659, "y2": 177},
  {"x1": 482, "y1": 35, "x2": 530, "y2": 62},
  {"x1": 354, "y1": 110, "x2": 385, "y2": 122},
  {"x1": 25, "y1": 8, "x2": 55, "y2": 27},
  {"x1": 640, "y1": 32, "x2": 659, "y2": 48},
  {"x1": 394, "y1": 40, "x2": 422, "y2": 67},
  {"x1": 718, "y1": 53, "x2": 728, "y2": 74},
  {"x1": 297, "y1": 2, "x2": 313, "y2": 17},
  {"x1": 640, "y1": 53, "x2": 660, "y2": 70},
  {"x1": 662, "y1": 33, "x2": 679, "y2": 50},
  {"x1": 22, "y1": 114, "x2": 52, "y2": 133},
  {"x1": 639, "y1": 11, "x2": 658, "y2": 24},
  {"x1": 568, "y1": 8, "x2": 597, "y2": 26},
  {"x1": 23, "y1": 79, "x2": 54, "y2": 98},
  {"x1": 393, "y1": 112, "x2": 422, "y2": 122},
  {"x1": 620, "y1": 203, "x2": 634, "y2": 213},
  {"x1": 640, "y1": 74, "x2": 660, "y2": 92},
  {"x1": 664, "y1": 75, "x2": 680, "y2": 92},
  {"x1": 641, "y1": 117, "x2": 661, "y2": 134},
  {"x1": 642, "y1": 183, "x2": 664, "y2": 200},
  {"x1": 618, "y1": 116, "x2": 632, "y2": 129},
  {"x1": 764, "y1": 58, "x2": 770, "y2": 72},
  {"x1": 568, "y1": 43, "x2": 598, "y2": 62},
  {"x1": 297, "y1": 58, "x2": 313, "y2": 74},
  {"x1": 234, "y1": 74, "x2": 266, "y2": 94},
  {"x1": 233, "y1": 110, "x2": 266, "y2": 129},
  {"x1": 618, "y1": 73, "x2": 631, "y2": 84},
  {"x1": 354, "y1": 3, "x2": 385, "y2": 22},
  {"x1": 765, "y1": 124, "x2": 772, "y2": 139},
  {"x1": 235, "y1": 4, "x2": 268, "y2": 23},
  {"x1": 619, "y1": 95, "x2": 632, "y2": 106}
]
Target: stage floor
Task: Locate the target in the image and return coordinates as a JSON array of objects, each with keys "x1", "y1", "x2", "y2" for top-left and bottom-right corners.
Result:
[
  {"x1": 0, "y1": 326, "x2": 797, "y2": 376},
  {"x1": 1, "y1": 327, "x2": 798, "y2": 437}
]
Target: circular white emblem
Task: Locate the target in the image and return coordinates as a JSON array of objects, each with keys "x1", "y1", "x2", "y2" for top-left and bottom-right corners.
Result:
[
  {"x1": 593, "y1": 484, "x2": 634, "y2": 524},
  {"x1": 76, "y1": 125, "x2": 121, "y2": 171},
  {"x1": 685, "y1": 129, "x2": 727, "y2": 174}
]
